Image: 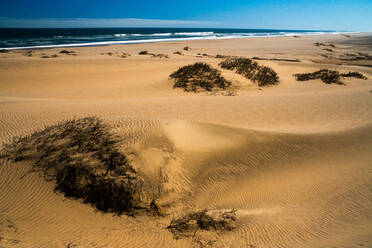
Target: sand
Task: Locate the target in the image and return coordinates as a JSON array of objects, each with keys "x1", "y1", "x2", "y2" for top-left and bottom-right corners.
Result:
[{"x1": 0, "y1": 33, "x2": 372, "y2": 248}]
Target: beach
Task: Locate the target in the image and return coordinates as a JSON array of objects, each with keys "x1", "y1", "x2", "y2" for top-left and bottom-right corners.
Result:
[{"x1": 0, "y1": 33, "x2": 372, "y2": 247}]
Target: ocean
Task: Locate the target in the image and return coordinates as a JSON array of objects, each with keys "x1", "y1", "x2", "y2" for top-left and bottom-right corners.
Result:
[{"x1": 0, "y1": 28, "x2": 342, "y2": 50}]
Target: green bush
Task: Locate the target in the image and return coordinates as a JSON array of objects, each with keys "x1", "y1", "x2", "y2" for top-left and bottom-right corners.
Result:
[
  {"x1": 170, "y1": 63, "x2": 231, "y2": 92},
  {"x1": 219, "y1": 57, "x2": 279, "y2": 86}
]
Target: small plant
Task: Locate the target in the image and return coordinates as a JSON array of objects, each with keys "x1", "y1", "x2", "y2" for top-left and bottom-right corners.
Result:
[
  {"x1": 216, "y1": 54, "x2": 229, "y2": 59},
  {"x1": 170, "y1": 62, "x2": 231, "y2": 92},
  {"x1": 252, "y1": 57, "x2": 300, "y2": 62},
  {"x1": 219, "y1": 57, "x2": 279, "y2": 87},
  {"x1": 183, "y1": 46, "x2": 190, "y2": 51},
  {"x1": 173, "y1": 51, "x2": 183, "y2": 55},
  {"x1": 168, "y1": 209, "x2": 237, "y2": 239},
  {"x1": 138, "y1": 50, "x2": 168, "y2": 58},
  {"x1": 151, "y1": 53, "x2": 169, "y2": 58},
  {"x1": 314, "y1": 42, "x2": 335, "y2": 48},
  {"x1": 59, "y1": 50, "x2": 76, "y2": 55},
  {"x1": 40, "y1": 54, "x2": 58, "y2": 58}
]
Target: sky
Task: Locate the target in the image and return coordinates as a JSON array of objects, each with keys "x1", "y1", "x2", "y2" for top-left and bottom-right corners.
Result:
[{"x1": 0, "y1": 0, "x2": 371, "y2": 31}]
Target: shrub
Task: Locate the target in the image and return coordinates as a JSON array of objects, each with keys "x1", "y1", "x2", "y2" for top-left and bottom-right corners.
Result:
[
  {"x1": 294, "y1": 69, "x2": 341, "y2": 84},
  {"x1": 169, "y1": 62, "x2": 231, "y2": 92},
  {"x1": 59, "y1": 50, "x2": 75, "y2": 55},
  {"x1": 138, "y1": 50, "x2": 168, "y2": 58},
  {"x1": 151, "y1": 53, "x2": 169, "y2": 59},
  {"x1": 340, "y1": 71, "x2": 367, "y2": 79},
  {"x1": 0, "y1": 49, "x2": 9, "y2": 53},
  {"x1": 216, "y1": 54, "x2": 229, "y2": 59},
  {"x1": 293, "y1": 69, "x2": 367, "y2": 85},
  {"x1": 40, "y1": 54, "x2": 58, "y2": 58},
  {"x1": 183, "y1": 46, "x2": 190, "y2": 51},
  {"x1": 219, "y1": 57, "x2": 279, "y2": 87},
  {"x1": 173, "y1": 51, "x2": 183, "y2": 55},
  {"x1": 1, "y1": 117, "x2": 145, "y2": 215},
  {"x1": 168, "y1": 209, "x2": 237, "y2": 239}
]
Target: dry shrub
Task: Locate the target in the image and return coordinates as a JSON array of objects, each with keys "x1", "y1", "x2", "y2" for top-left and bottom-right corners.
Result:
[
  {"x1": 293, "y1": 69, "x2": 367, "y2": 85},
  {"x1": 139, "y1": 50, "x2": 168, "y2": 58},
  {"x1": 219, "y1": 57, "x2": 279, "y2": 87},
  {"x1": 340, "y1": 71, "x2": 368, "y2": 79},
  {"x1": 1, "y1": 117, "x2": 145, "y2": 215},
  {"x1": 215, "y1": 54, "x2": 230, "y2": 59},
  {"x1": 59, "y1": 50, "x2": 76, "y2": 55},
  {"x1": 168, "y1": 209, "x2": 237, "y2": 239},
  {"x1": 151, "y1": 53, "x2": 169, "y2": 58},
  {"x1": 170, "y1": 62, "x2": 231, "y2": 92},
  {"x1": 40, "y1": 54, "x2": 58, "y2": 58},
  {"x1": 252, "y1": 57, "x2": 300, "y2": 62}
]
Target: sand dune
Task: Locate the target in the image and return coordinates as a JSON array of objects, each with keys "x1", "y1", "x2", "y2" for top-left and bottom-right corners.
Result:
[{"x1": 1, "y1": 34, "x2": 372, "y2": 247}]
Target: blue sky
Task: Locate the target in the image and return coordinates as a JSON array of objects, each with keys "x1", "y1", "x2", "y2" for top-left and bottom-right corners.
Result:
[{"x1": 0, "y1": 0, "x2": 371, "y2": 30}]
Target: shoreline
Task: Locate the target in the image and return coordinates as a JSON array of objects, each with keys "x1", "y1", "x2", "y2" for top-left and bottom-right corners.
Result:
[{"x1": 0, "y1": 31, "x2": 360, "y2": 50}]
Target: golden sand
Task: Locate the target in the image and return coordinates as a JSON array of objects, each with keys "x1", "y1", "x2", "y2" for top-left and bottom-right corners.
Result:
[{"x1": 0, "y1": 33, "x2": 371, "y2": 247}]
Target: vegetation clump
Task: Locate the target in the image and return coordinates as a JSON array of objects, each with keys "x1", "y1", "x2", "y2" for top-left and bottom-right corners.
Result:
[
  {"x1": 314, "y1": 42, "x2": 335, "y2": 48},
  {"x1": 151, "y1": 53, "x2": 169, "y2": 58},
  {"x1": 40, "y1": 54, "x2": 58, "y2": 58},
  {"x1": 0, "y1": 49, "x2": 9, "y2": 53},
  {"x1": 168, "y1": 209, "x2": 237, "y2": 239},
  {"x1": 170, "y1": 62, "x2": 231, "y2": 92},
  {"x1": 1, "y1": 117, "x2": 145, "y2": 215},
  {"x1": 340, "y1": 71, "x2": 368, "y2": 79},
  {"x1": 139, "y1": 50, "x2": 168, "y2": 58},
  {"x1": 183, "y1": 46, "x2": 190, "y2": 51},
  {"x1": 293, "y1": 69, "x2": 367, "y2": 85},
  {"x1": 252, "y1": 57, "x2": 300, "y2": 62},
  {"x1": 323, "y1": 48, "x2": 334, "y2": 52},
  {"x1": 59, "y1": 50, "x2": 76, "y2": 55},
  {"x1": 215, "y1": 54, "x2": 230, "y2": 59},
  {"x1": 219, "y1": 57, "x2": 279, "y2": 86},
  {"x1": 173, "y1": 51, "x2": 183, "y2": 55}
]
